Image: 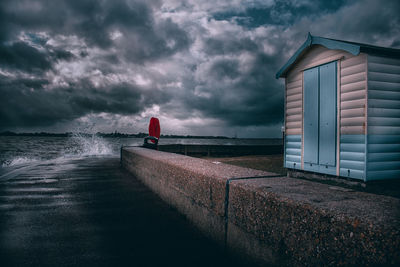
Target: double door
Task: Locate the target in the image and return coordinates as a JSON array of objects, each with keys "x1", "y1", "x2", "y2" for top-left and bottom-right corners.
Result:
[{"x1": 303, "y1": 62, "x2": 337, "y2": 169}]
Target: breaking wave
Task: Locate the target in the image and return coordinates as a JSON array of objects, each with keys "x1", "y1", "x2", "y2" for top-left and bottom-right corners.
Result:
[
  {"x1": 1, "y1": 133, "x2": 114, "y2": 168},
  {"x1": 64, "y1": 133, "x2": 113, "y2": 157},
  {"x1": 2, "y1": 156, "x2": 40, "y2": 167}
]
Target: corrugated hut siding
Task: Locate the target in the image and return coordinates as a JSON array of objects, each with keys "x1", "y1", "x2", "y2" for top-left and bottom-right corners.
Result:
[
  {"x1": 339, "y1": 53, "x2": 367, "y2": 180},
  {"x1": 367, "y1": 55, "x2": 400, "y2": 180},
  {"x1": 286, "y1": 70, "x2": 302, "y2": 136},
  {"x1": 284, "y1": 52, "x2": 303, "y2": 169},
  {"x1": 340, "y1": 135, "x2": 365, "y2": 179},
  {"x1": 340, "y1": 54, "x2": 367, "y2": 135},
  {"x1": 285, "y1": 135, "x2": 301, "y2": 169}
]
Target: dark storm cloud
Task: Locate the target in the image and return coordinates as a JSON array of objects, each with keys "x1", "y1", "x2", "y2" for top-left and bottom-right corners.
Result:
[
  {"x1": 182, "y1": 52, "x2": 284, "y2": 127},
  {"x1": 208, "y1": 59, "x2": 240, "y2": 79},
  {"x1": 0, "y1": 0, "x2": 399, "y2": 135},
  {"x1": 174, "y1": 0, "x2": 399, "y2": 130},
  {"x1": 0, "y1": 75, "x2": 171, "y2": 128},
  {"x1": 70, "y1": 0, "x2": 152, "y2": 48},
  {"x1": 0, "y1": 0, "x2": 189, "y2": 131},
  {"x1": 213, "y1": 0, "x2": 347, "y2": 27},
  {"x1": 203, "y1": 37, "x2": 258, "y2": 55},
  {"x1": 50, "y1": 49, "x2": 75, "y2": 61},
  {"x1": 291, "y1": 0, "x2": 400, "y2": 47},
  {"x1": 232, "y1": 53, "x2": 284, "y2": 125},
  {"x1": 0, "y1": 40, "x2": 75, "y2": 74},
  {"x1": 0, "y1": 0, "x2": 189, "y2": 61},
  {"x1": 122, "y1": 18, "x2": 191, "y2": 63},
  {"x1": 0, "y1": 42, "x2": 52, "y2": 72}
]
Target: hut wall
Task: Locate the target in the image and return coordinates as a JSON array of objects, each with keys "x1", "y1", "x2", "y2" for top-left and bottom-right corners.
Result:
[
  {"x1": 339, "y1": 54, "x2": 368, "y2": 180},
  {"x1": 285, "y1": 70, "x2": 302, "y2": 169},
  {"x1": 366, "y1": 55, "x2": 400, "y2": 180}
]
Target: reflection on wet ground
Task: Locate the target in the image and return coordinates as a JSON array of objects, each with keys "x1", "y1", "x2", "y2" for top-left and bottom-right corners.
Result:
[{"x1": 0, "y1": 157, "x2": 252, "y2": 267}]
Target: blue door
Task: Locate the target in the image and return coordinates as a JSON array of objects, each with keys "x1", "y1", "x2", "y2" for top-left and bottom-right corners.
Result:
[
  {"x1": 319, "y1": 63, "x2": 337, "y2": 166},
  {"x1": 304, "y1": 68, "x2": 319, "y2": 164},
  {"x1": 303, "y1": 62, "x2": 337, "y2": 171}
]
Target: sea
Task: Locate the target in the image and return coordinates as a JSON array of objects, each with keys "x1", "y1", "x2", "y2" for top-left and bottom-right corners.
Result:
[{"x1": 0, "y1": 134, "x2": 282, "y2": 169}]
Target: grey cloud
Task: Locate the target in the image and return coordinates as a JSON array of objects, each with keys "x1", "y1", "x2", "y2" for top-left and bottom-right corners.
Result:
[
  {"x1": 0, "y1": 0, "x2": 398, "y2": 136},
  {"x1": 203, "y1": 37, "x2": 258, "y2": 55},
  {"x1": 295, "y1": 0, "x2": 400, "y2": 47},
  {"x1": 0, "y1": 42, "x2": 52, "y2": 72},
  {"x1": 392, "y1": 39, "x2": 400, "y2": 47},
  {"x1": 0, "y1": 0, "x2": 190, "y2": 64},
  {"x1": 0, "y1": 74, "x2": 171, "y2": 128},
  {"x1": 0, "y1": 40, "x2": 77, "y2": 74},
  {"x1": 186, "y1": 52, "x2": 283, "y2": 127},
  {"x1": 212, "y1": 0, "x2": 348, "y2": 27},
  {"x1": 208, "y1": 59, "x2": 240, "y2": 79},
  {"x1": 169, "y1": 20, "x2": 287, "y2": 128},
  {"x1": 50, "y1": 49, "x2": 75, "y2": 61},
  {"x1": 122, "y1": 18, "x2": 191, "y2": 63},
  {"x1": 0, "y1": 0, "x2": 189, "y2": 131}
]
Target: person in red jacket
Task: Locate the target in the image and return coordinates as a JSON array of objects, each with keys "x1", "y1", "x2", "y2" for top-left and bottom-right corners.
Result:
[
  {"x1": 148, "y1": 117, "x2": 160, "y2": 142},
  {"x1": 143, "y1": 117, "x2": 160, "y2": 148}
]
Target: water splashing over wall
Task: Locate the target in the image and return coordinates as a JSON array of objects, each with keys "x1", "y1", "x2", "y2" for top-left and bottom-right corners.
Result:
[
  {"x1": 64, "y1": 133, "x2": 113, "y2": 157},
  {"x1": 1, "y1": 133, "x2": 115, "y2": 167}
]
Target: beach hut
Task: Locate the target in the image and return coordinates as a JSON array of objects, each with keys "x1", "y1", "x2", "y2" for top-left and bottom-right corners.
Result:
[{"x1": 276, "y1": 33, "x2": 400, "y2": 181}]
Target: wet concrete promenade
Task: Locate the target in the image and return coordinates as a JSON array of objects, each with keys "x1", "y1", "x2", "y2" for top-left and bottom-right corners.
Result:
[{"x1": 0, "y1": 157, "x2": 250, "y2": 267}]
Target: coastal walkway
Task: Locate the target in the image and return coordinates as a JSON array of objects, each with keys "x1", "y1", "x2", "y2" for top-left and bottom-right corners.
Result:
[{"x1": 0, "y1": 157, "x2": 249, "y2": 267}]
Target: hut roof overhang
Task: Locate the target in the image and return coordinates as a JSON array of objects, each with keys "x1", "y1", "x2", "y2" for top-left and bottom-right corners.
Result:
[{"x1": 275, "y1": 33, "x2": 400, "y2": 79}]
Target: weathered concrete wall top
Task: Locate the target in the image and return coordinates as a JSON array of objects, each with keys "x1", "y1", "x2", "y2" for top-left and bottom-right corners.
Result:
[
  {"x1": 232, "y1": 177, "x2": 400, "y2": 227},
  {"x1": 122, "y1": 146, "x2": 274, "y2": 218},
  {"x1": 229, "y1": 178, "x2": 400, "y2": 265},
  {"x1": 121, "y1": 146, "x2": 400, "y2": 266},
  {"x1": 124, "y1": 146, "x2": 271, "y2": 179}
]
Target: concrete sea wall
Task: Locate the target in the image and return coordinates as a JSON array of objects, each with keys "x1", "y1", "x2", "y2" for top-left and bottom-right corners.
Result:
[
  {"x1": 121, "y1": 147, "x2": 400, "y2": 266},
  {"x1": 157, "y1": 144, "x2": 283, "y2": 157}
]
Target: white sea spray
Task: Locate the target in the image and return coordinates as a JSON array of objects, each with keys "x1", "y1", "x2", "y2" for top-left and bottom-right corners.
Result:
[
  {"x1": 1, "y1": 156, "x2": 40, "y2": 167},
  {"x1": 1, "y1": 134, "x2": 116, "y2": 168},
  {"x1": 64, "y1": 133, "x2": 113, "y2": 157}
]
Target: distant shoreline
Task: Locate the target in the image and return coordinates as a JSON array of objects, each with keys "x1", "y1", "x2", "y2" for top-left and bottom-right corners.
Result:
[{"x1": 0, "y1": 131, "x2": 279, "y2": 139}]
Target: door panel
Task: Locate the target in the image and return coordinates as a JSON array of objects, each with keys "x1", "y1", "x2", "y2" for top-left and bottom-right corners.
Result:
[
  {"x1": 303, "y1": 68, "x2": 319, "y2": 164},
  {"x1": 319, "y1": 62, "x2": 337, "y2": 166}
]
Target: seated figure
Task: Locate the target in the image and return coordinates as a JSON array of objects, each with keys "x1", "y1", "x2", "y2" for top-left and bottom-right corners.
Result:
[{"x1": 143, "y1": 117, "x2": 160, "y2": 149}]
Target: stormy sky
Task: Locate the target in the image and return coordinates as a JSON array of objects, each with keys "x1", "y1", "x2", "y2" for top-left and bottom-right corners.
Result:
[{"x1": 0, "y1": 0, "x2": 399, "y2": 137}]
